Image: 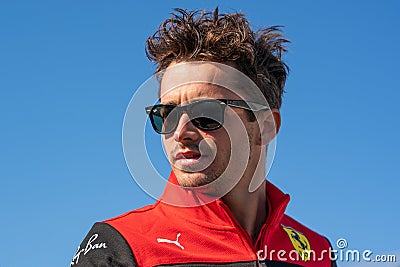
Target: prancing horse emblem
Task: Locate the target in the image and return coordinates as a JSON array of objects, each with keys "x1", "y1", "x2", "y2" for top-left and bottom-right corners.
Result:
[
  {"x1": 282, "y1": 225, "x2": 311, "y2": 262},
  {"x1": 157, "y1": 233, "x2": 185, "y2": 250}
]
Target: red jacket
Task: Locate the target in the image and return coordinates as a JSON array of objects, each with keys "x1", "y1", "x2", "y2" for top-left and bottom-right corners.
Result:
[{"x1": 71, "y1": 172, "x2": 335, "y2": 267}]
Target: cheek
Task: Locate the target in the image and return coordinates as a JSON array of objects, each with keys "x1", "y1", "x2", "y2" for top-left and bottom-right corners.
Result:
[
  {"x1": 162, "y1": 135, "x2": 174, "y2": 156},
  {"x1": 221, "y1": 116, "x2": 247, "y2": 147},
  {"x1": 211, "y1": 130, "x2": 231, "y2": 160},
  {"x1": 218, "y1": 115, "x2": 258, "y2": 162}
]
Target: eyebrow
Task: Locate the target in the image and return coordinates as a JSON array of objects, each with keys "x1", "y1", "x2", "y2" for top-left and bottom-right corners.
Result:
[
  {"x1": 160, "y1": 101, "x2": 178, "y2": 105},
  {"x1": 160, "y1": 97, "x2": 209, "y2": 106}
]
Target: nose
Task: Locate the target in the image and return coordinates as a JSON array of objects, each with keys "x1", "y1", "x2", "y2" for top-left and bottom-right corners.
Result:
[{"x1": 173, "y1": 113, "x2": 200, "y2": 143}]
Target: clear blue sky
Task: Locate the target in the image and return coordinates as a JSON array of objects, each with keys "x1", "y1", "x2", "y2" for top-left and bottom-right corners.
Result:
[{"x1": 1, "y1": 1, "x2": 399, "y2": 266}]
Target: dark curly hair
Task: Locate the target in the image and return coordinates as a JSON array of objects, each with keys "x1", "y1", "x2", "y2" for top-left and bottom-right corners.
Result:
[{"x1": 146, "y1": 7, "x2": 289, "y2": 109}]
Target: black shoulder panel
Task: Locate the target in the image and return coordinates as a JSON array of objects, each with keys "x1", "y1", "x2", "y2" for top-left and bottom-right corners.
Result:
[{"x1": 70, "y1": 222, "x2": 137, "y2": 267}]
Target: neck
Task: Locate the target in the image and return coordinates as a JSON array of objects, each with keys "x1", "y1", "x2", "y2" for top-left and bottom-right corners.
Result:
[{"x1": 222, "y1": 179, "x2": 267, "y2": 243}]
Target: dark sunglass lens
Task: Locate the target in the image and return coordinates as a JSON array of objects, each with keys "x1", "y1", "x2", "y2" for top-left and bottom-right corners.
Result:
[
  {"x1": 151, "y1": 105, "x2": 178, "y2": 133},
  {"x1": 190, "y1": 100, "x2": 224, "y2": 130},
  {"x1": 193, "y1": 117, "x2": 221, "y2": 130}
]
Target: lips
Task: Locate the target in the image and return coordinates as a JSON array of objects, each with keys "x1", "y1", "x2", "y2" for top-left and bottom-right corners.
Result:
[
  {"x1": 173, "y1": 151, "x2": 204, "y2": 170},
  {"x1": 175, "y1": 151, "x2": 201, "y2": 160},
  {"x1": 172, "y1": 148, "x2": 213, "y2": 171}
]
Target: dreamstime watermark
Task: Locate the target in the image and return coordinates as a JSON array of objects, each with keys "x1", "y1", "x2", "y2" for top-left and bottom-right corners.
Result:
[
  {"x1": 256, "y1": 238, "x2": 397, "y2": 263},
  {"x1": 332, "y1": 238, "x2": 397, "y2": 263}
]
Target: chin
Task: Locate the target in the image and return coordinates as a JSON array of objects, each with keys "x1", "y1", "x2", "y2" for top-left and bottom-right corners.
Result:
[
  {"x1": 176, "y1": 171, "x2": 231, "y2": 196},
  {"x1": 175, "y1": 172, "x2": 214, "y2": 188}
]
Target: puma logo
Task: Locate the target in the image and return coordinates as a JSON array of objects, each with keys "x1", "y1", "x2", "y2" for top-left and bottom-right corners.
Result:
[{"x1": 157, "y1": 233, "x2": 184, "y2": 250}]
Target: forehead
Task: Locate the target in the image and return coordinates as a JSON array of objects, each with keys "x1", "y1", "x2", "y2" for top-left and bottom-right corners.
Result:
[
  {"x1": 160, "y1": 83, "x2": 239, "y2": 104},
  {"x1": 159, "y1": 61, "x2": 265, "y2": 104}
]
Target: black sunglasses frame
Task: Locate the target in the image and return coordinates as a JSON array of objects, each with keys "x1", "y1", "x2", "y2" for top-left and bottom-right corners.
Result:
[{"x1": 145, "y1": 99, "x2": 270, "y2": 134}]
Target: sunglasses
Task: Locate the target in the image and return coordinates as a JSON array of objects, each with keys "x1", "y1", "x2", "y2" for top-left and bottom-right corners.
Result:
[{"x1": 145, "y1": 99, "x2": 269, "y2": 134}]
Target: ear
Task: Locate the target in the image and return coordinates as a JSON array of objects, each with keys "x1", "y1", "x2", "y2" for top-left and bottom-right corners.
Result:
[{"x1": 258, "y1": 109, "x2": 281, "y2": 146}]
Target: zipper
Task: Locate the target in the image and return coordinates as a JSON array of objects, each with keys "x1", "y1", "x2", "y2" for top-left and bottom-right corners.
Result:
[
  {"x1": 218, "y1": 201, "x2": 256, "y2": 253},
  {"x1": 262, "y1": 194, "x2": 290, "y2": 244},
  {"x1": 216, "y1": 186, "x2": 290, "y2": 265}
]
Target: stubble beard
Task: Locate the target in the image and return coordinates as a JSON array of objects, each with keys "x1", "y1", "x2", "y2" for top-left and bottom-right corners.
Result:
[
  {"x1": 169, "y1": 142, "x2": 228, "y2": 190},
  {"x1": 174, "y1": 164, "x2": 232, "y2": 197},
  {"x1": 175, "y1": 168, "x2": 220, "y2": 188},
  {"x1": 177, "y1": 142, "x2": 259, "y2": 195}
]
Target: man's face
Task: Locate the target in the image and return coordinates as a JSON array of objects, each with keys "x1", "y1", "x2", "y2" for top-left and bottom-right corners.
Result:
[{"x1": 159, "y1": 66, "x2": 265, "y2": 192}]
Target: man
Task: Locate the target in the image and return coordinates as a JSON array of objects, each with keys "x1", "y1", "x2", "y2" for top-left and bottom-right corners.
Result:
[{"x1": 71, "y1": 8, "x2": 336, "y2": 267}]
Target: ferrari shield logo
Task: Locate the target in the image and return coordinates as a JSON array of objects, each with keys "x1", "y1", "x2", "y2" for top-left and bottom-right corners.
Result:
[{"x1": 282, "y1": 225, "x2": 311, "y2": 262}]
